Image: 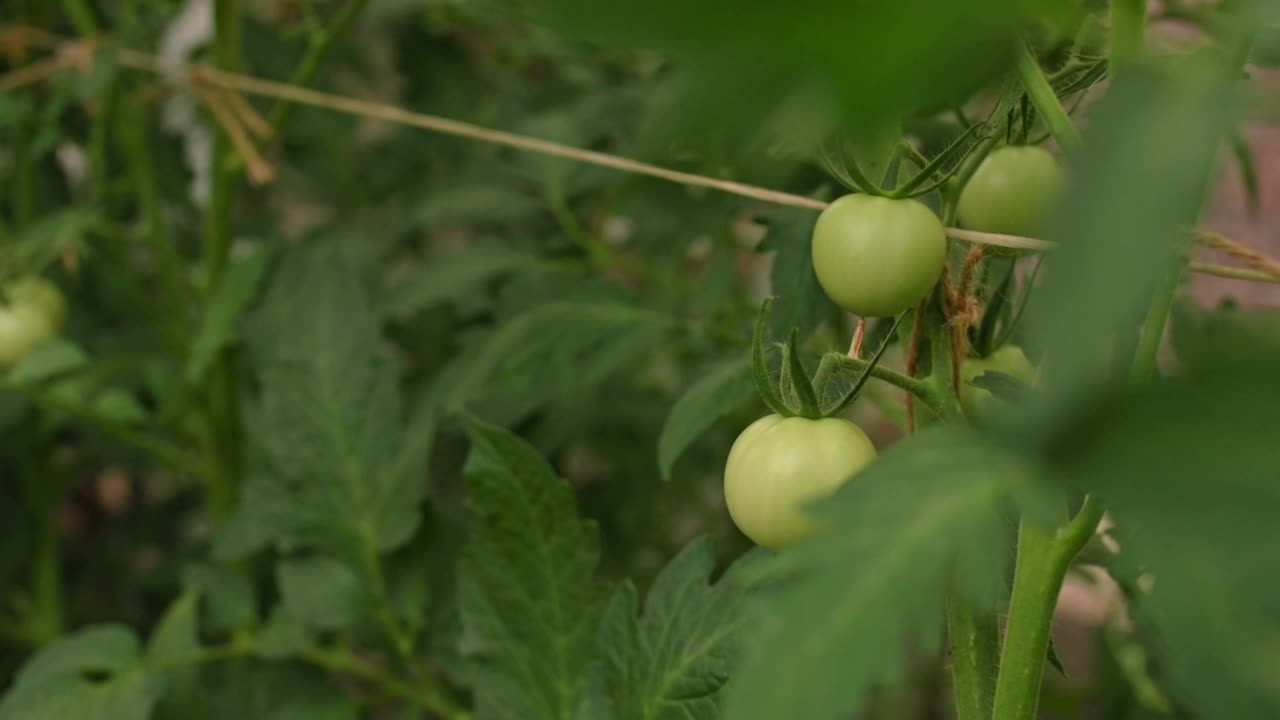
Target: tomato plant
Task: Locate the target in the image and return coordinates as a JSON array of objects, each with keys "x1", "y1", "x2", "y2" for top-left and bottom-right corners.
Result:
[
  {"x1": 723, "y1": 414, "x2": 876, "y2": 548},
  {"x1": 957, "y1": 145, "x2": 1065, "y2": 237},
  {"x1": 811, "y1": 194, "x2": 947, "y2": 317},
  {"x1": 1, "y1": 2, "x2": 1278, "y2": 720}
]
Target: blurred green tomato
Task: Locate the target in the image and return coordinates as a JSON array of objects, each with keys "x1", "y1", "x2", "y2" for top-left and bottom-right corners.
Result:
[
  {"x1": 957, "y1": 146, "x2": 1064, "y2": 238},
  {"x1": 960, "y1": 345, "x2": 1037, "y2": 416}
]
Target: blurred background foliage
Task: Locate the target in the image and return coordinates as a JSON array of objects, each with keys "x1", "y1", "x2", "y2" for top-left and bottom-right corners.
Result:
[{"x1": 1, "y1": 0, "x2": 1280, "y2": 718}]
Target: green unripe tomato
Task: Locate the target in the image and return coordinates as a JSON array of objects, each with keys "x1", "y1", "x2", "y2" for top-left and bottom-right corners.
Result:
[
  {"x1": 960, "y1": 345, "x2": 1037, "y2": 416},
  {"x1": 5, "y1": 276, "x2": 67, "y2": 331},
  {"x1": 957, "y1": 146, "x2": 1064, "y2": 238},
  {"x1": 0, "y1": 304, "x2": 57, "y2": 370},
  {"x1": 723, "y1": 414, "x2": 877, "y2": 549},
  {"x1": 811, "y1": 194, "x2": 948, "y2": 318}
]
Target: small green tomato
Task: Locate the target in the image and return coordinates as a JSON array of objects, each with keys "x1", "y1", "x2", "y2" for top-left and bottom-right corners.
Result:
[
  {"x1": 6, "y1": 276, "x2": 68, "y2": 331},
  {"x1": 811, "y1": 194, "x2": 947, "y2": 318},
  {"x1": 960, "y1": 345, "x2": 1037, "y2": 416},
  {"x1": 0, "y1": 304, "x2": 57, "y2": 370},
  {"x1": 723, "y1": 414, "x2": 877, "y2": 549},
  {"x1": 957, "y1": 146, "x2": 1064, "y2": 238}
]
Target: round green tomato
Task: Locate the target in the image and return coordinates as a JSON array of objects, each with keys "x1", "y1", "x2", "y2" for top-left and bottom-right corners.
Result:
[
  {"x1": 0, "y1": 304, "x2": 57, "y2": 370},
  {"x1": 812, "y1": 195, "x2": 947, "y2": 318},
  {"x1": 960, "y1": 345, "x2": 1037, "y2": 416},
  {"x1": 723, "y1": 414, "x2": 877, "y2": 549},
  {"x1": 5, "y1": 275, "x2": 67, "y2": 331},
  {"x1": 814, "y1": 193, "x2": 947, "y2": 316},
  {"x1": 957, "y1": 146, "x2": 1064, "y2": 238}
]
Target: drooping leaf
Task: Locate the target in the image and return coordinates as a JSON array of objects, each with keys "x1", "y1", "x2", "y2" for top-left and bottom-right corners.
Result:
[
  {"x1": 593, "y1": 537, "x2": 756, "y2": 720},
  {"x1": 728, "y1": 426, "x2": 1028, "y2": 720},
  {"x1": 657, "y1": 358, "x2": 754, "y2": 480},
  {"x1": 0, "y1": 625, "x2": 156, "y2": 720},
  {"x1": 457, "y1": 416, "x2": 609, "y2": 720}
]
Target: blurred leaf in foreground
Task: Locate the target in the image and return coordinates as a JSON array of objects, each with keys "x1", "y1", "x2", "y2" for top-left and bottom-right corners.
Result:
[{"x1": 728, "y1": 426, "x2": 1026, "y2": 720}]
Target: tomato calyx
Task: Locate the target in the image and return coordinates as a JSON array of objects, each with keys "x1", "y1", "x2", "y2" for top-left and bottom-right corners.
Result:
[{"x1": 751, "y1": 298, "x2": 905, "y2": 420}]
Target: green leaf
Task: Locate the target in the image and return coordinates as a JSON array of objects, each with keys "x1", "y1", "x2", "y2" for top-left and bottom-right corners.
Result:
[
  {"x1": 519, "y1": 0, "x2": 1038, "y2": 160},
  {"x1": 761, "y1": 205, "x2": 836, "y2": 342},
  {"x1": 1049, "y1": 342, "x2": 1280, "y2": 718},
  {"x1": 458, "y1": 416, "x2": 609, "y2": 720},
  {"x1": 276, "y1": 555, "x2": 363, "y2": 632},
  {"x1": 657, "y1": 358, "x2": 754, "y2": 480},
  {"x1": 183, "y1": 564, "x2": 258, "y2": 635},
  {"x1": 185, "y1": 247, "x2": 274, "y2": 385},
  {"x1": 241, "y1": 245, "x2": 424, "y2": 562},
  {"x1": 728, "y1": 426, "x2": 1025, "y2": 720},
  {"x1": 442, "y1": 301, "x2": 672, "y2": 426},
  {"x1": 152, "y1": 661, "x2": 356, "y2": 720},
  {"x1": 146, "y1": 592, "x2": 202, "y2": 667},
  {"x1": 0, "y1": 625, "x2": 156, "y2": 720},
  {"x1": 253, "y1": 607, "x2": 315, "y2": 660},
  {"x1": 6, "y1": 339, "x2": 87, "y2": 385},
  {"x1": 1018, "y1": 55, "x2": 1240, "y2": 440},
  {"x1": 382, "y1": 246, "x2": 536, "y2": 320},
  {"x1": 593, "y1": 537, "x2": 753, "y2": 720}
]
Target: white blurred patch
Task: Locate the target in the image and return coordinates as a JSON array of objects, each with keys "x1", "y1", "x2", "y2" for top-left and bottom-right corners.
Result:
[
  {"x1": 159, "y1": 0, "x2": 213, "y2": 207},
  {"x1": 55, "y1": 142, "x2": 89, "y2": 188}
]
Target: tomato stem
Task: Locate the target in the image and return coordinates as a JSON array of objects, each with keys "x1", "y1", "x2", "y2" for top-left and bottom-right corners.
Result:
[
  {"x1": 992, "y1": 498, "x2": 1103, "y2": 720},
  {"x1": 1014, "y1": 42, "x2": 1082, "y2": 154},
  {"x1": 1110, "y1": 0, "x2": 1148, "y2": 67}
]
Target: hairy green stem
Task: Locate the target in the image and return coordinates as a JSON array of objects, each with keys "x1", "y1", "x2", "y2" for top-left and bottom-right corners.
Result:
[
  {"x1": 1014, "y1": 42, "x2": 1082, "y2": 153},
  {"x1": 269, "y1": 0, "x2": 369, "y2": 131},
  {"x1": 911, "y1": 309, "x2": 1000, "y2": 719},
  {"x1": 947, "y1": 600, "x2": 998, "y2": 720},
  {"x1": 992, "y1": 497, "x2": 1102, "y2": 720},
  {"x1": 1110, "y1": 0, "x2": 1148, "y2": 67},
  {"x1": 24, "y1": 452, "x2": 65, "y2": 644},
  {"x1": 835, "y1": 355, "x2": 944, "y2": 415},
  {"x1": 200, "y1": 0, "x2": 248, "y2": 520}
]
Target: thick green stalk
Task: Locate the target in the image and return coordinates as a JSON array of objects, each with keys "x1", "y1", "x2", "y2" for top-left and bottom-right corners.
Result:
[
  {"x1": 992, "y1": 499, "x2": 1102, "y2": 720},
  {"x1": 202, "y1": 0, "x2": 247, "y2": 519},
  {"x1": 947, "y1": 601, "x2": 999, "y2": 720},
  {"x1": 1110, "y1": 0, "x2": 1148, "y2": 67},
  {"x1": 1014, "y1": 43, "x2": 1082, "y2": 153},
  {"x1": 918, "y1": 315, "x2": 1000, "y2": 720}
]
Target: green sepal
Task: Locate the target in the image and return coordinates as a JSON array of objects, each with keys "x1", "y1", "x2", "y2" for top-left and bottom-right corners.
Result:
[
  {"x1": 780, "y1": 328, "x2": 821, "y2": 418},
  {"x1": 751, "y1": 298, "x2": 792, "y2": 416}
]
